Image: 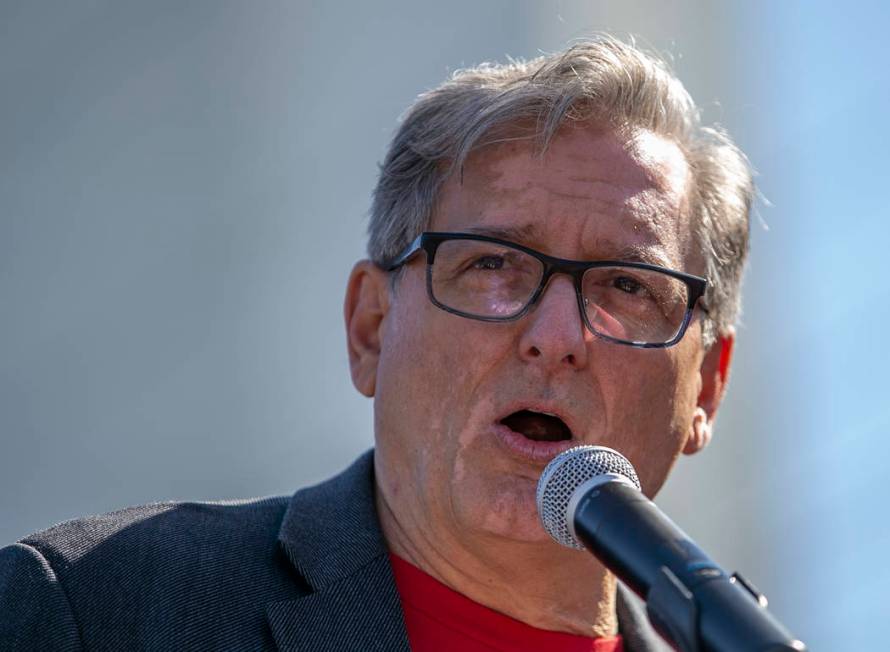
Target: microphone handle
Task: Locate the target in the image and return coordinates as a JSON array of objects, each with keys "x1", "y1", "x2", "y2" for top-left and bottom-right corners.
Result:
[{"x1": 573, "y1": 481, "x2": 805, "y2": 652}]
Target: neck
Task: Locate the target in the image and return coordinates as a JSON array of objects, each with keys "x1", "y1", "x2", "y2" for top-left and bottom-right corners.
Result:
[{"x1": 376, "y1": 484, "x2": 618, "y2": 638}]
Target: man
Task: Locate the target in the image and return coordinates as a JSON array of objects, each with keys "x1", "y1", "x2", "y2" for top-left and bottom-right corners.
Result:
[{"x1": 0, "y1": 37, "x2": 750, "y2": 651}]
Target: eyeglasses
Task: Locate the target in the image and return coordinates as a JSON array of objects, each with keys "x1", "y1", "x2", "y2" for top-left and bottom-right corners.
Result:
[{"x1": 386, "y1": 232, "x2": 708, "y2": 348}]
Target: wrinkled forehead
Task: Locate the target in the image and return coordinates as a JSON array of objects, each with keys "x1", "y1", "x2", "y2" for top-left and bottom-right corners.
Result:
[{"x1": 434, "y1": 124, "x2": 696, "y2": 268}]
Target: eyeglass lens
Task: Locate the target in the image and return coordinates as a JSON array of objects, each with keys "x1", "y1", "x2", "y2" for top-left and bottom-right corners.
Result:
[{"x1": 429, "y1": 238, "x2": 691, "y2": 344}]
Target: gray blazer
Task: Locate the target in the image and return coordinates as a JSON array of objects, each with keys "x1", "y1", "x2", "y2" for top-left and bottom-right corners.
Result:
[{"x1": 0, "y1": 450, "x2": 669, "y2": 651}]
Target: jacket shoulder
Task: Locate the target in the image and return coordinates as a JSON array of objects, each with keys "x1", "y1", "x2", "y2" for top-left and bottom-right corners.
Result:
[
  {"x1": 0, "y1": 542, "x2": 83, "y2": 650},
  {"x1": 21, "y1": 495, "x2": 290, "y2": 568},
  {"x1": 4, "y1": 496, "x2": 304, "y2": 650}
]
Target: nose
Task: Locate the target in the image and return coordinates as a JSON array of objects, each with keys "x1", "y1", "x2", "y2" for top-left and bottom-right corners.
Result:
[{"x1": 517, "y1": 274, "x2": 589, "y2": 370}]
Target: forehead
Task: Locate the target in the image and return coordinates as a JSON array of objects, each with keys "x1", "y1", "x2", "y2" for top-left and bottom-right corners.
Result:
[{"x1": 433, "y1": 125, "x2": 694, "y2": 268}]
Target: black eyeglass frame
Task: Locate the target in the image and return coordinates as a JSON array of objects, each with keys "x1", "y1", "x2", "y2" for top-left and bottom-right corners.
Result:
[{"x1": 386, "y1": 231, "x2": 709, "y2": 349}]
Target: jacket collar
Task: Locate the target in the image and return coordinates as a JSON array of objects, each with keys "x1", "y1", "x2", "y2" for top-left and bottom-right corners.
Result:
[
  {"x1": 266, "y1": 449, "x2": 668, "y2": 652},
  {"x1": 267, "y1": 450, "x2": 410, "y2": 651},
  {"x1": 276, "y1": 449, "x2": 385, "y2": 591}
]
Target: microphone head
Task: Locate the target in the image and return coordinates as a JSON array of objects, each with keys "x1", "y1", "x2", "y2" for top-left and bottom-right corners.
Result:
[{"x1": 536, "y1": 445, "x2": 641, "y2": 549}]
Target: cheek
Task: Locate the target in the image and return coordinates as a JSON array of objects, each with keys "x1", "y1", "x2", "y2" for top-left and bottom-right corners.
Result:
[
  {"x1": 373, "y1": 279, "x2": 500, "y2": 487},
  {"x1": 384, "y1": 276, "x2": 511, "y2": 410},
  {"x1": 600, "y1": 350, "x2": 697, "y2": 497}
]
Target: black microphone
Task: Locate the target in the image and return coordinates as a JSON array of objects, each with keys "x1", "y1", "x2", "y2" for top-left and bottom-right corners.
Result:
[{"x1": 536, "y1": 446, "x2": 806, "y2": 652}]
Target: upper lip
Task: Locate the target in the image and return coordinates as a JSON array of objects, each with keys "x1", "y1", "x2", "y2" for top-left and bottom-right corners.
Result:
[{"x1": 495, "y1": 400, "x2": 582, "y2": 440}]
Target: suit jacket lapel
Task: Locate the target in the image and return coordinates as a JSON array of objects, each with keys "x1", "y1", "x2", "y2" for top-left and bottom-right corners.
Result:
[
  {"x1": 267, "y1": 451, "x2": 410, "y2": 652},
  {"x1": 266, "y1": 555, "x2": 408, "y2": 652}
]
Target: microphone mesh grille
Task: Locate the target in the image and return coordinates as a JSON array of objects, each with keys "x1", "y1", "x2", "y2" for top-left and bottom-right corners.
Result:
[{"x1": 536, "y1": 446, "x2": 640, "y2": 549}]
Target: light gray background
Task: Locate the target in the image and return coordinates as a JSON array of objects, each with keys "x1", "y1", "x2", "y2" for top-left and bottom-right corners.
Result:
[{"x1": 3, "y1": 1, "x2": 889, "y2": 648}]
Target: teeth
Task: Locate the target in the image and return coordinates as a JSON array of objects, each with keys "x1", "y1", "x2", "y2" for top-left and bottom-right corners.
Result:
[
  {"x1": 518, "y1": 409, "x2": 564, "y2": 422},
  {"x1": 525, "y1": 409, "x2": 571, "y2": 430}
]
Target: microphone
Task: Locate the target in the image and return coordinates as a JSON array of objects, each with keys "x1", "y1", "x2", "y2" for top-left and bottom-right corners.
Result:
[{"x1": 536, "y1": 446, "x2": 806, "y2": 652}]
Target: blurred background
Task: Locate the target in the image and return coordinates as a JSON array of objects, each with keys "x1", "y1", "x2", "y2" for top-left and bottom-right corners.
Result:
[{"x1": 2, "y1": 0, "x2": 888, "y2": 647}]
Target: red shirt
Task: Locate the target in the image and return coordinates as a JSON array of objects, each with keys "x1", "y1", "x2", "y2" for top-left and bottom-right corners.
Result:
[{"x1": 390, "y1": 553, "x2": 624, "y2": 652}]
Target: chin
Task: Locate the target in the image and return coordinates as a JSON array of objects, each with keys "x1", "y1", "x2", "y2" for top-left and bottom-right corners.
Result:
[{"x1": 454, "y1": 473, "x2": 553, "y2": 544}]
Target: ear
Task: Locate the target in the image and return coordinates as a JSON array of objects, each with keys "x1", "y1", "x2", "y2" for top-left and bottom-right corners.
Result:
[
  {"x1": 683, "y1": 327, "x2": 735, "y2": 455},
  {"x1": 344, "y1": 260, "x2": 390, "y2": 397}
]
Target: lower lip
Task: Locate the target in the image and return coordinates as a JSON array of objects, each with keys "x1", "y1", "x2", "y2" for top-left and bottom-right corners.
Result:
[{"x1": 492, "y1": 422, "x2": 578, "y2": 464}]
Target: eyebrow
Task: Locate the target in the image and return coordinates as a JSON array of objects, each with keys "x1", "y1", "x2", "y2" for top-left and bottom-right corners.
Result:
[
  {"x1": 456, "y1": 225, "x2": 675, "y2": 268},
  {"x1": 460, "y1": 224, "x2": 544, "y2": 242},
  {"x1": 606, "y1": 243, "x2": 674, "y2": 268}
]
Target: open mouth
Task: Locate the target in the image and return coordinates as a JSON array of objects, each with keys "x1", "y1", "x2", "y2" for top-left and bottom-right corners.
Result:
[{"x1": 499, "y1": 410, "x2": 573, "y2": 442}]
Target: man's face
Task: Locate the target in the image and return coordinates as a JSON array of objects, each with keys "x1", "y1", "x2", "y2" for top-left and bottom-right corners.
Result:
[{"x1": 351, "y1": 124, "x2": 725, "y2": 546}]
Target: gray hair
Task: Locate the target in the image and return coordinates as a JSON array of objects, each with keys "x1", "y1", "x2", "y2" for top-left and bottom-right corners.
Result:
[{"x1": 368, "y1": 36, "x2": 753, "y2": 344}]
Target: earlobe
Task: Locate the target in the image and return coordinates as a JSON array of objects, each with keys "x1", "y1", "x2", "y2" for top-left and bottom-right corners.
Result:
[
  {"x1": 684, "y1": 407, "x2": 712, "y2": 454},
  {"x1": 344, "y1": 260, "x2": 389, "y2": 397},
  {"x1": 683, "y1": 328, "x2": 735, "y2": 456}
]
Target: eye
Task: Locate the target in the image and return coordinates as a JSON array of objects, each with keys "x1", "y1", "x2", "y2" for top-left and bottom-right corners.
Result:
[
  {"x1": 613, "y1": 276, "x2": 645, "y2": 294},
  {"x1": 471, "y1": 255, "x2": 506, "y2": 271}
]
